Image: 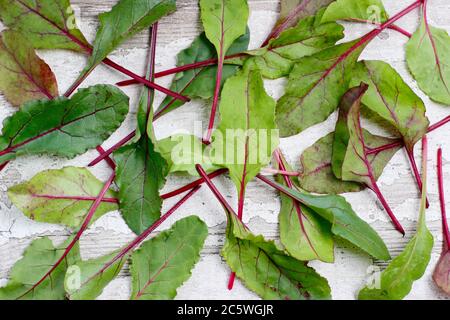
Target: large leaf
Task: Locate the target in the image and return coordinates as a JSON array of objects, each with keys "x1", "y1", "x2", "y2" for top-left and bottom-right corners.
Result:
[
  {"x1": 210, "y1": 68, "x2": 279, "y2": 195},
  {"x1": 114, "y1": 137, "x2": 168, "y2": 235},
  {"x1": 266, "y1": 0, "x2": 335, "y2": 42},
  {"x1": 85, "y1": 0, "x2": 176, "y2": 72},
  {"x1": 156, "y1": 30, "x2": 250, "y2": 117},
  {"x1": 0, "y1": 30, "x2": 58, "y2": 106},
  {"x1": 321, "y1": 0, "x2": 388, "y2": 23},
  {"x1": 222, "y1": 210, "x2": 331, "y2": 300},
  {"x1": 157, "y1": 134, "x2": 220, "y2": 176},
  {"x1": 130, "y1": 216, "x2": 208, "y2": 300},
  {"x1": 0, "y1": 237, "x2": 80, "y2": 300},
  {"x1": 0, "y1": 85, "x2": 129, "y2": 165},
  {"x1": 350, "y1": 60, "x2": 429, "y2": 151},
  {"x1": 8, "y1": 167, "x2": 118, "y2": 228},
  {"x1": 65, "y1": 250, "x2": 125, "y2": 300},
  {"x1": 0, "y1": 0, "x2": 89, "y2": 52},
  {"x1": 267, "y1": 180, "x2": 391, "y2": 261},
  {"x1": 299, "y1": 131, "x2": 401, "y2": 194},
  {"x1": 359, "y1": 152, "x2": 433, "y2": 300},
  {"x1": 276, "y1": 39, "x2": 365, "y2": 137},
  {"x1": 276, "y1": 156, "x2": 334, "y2": 262},
  {"x1": 246, "y1": 11, "x2": 344, "y2": 79},
  {"x1": 406, "y1": 19, "x2": 450, "y2": 105}
]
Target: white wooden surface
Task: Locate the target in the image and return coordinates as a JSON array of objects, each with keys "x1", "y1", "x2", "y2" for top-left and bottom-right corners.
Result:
[{"x1": 1, "y1": 0, "x2": 450, "y2": 300}]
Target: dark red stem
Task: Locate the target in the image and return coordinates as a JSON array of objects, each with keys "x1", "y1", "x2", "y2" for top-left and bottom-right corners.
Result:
[
  {"x1": 88, "y1": 131, "x2": 137, "y2": 167},
  {"x1": 96, "y1": 146, "x2": 116, "y2": 170},
  {"x1": 437, "y1": 148, "x2": 450, "y2": 249},
  {"x1": 406, "y1": 147, "x2": 430, "y2": 208},
  {"x1": 17, "y1": 173, "x2": 116, "y2": 300}
]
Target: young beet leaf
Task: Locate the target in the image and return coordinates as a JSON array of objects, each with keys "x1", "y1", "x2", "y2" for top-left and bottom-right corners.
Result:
[
  {"x1": 210, "y1": 67, "x2": 279, "y2": 221},
  {"x1": 130, "y1": 216, "x2": 208, "y2": 300},
  {"x1": 350, "y1": 60, "x2": 429, "y2": 203},
  {"x1": 155, "y1": 30, "x2": 250, "y2": 119},
  {"x1": 257, "y1": 175, "x2": 390, "y2": 261},
  {"x1": 199, "y1": 0, "x2": 249, "y2": 143},
  {"x1": 275, "y1": 152, "x2": 334, "y2": 263},
  {"x1": 0, "y1": 85, "x2": 129, "y2": 165},
  {"x1": 245, "y1": 10, "x2": 344, "y2": 79},
  {"x1": 333, "y1": 84, "x2": 404, "y2": 234},
  {"x1": 406, "y1": 1, "x2": 450, "y2": 105},
  {"x1": 299, "y1": 131, "x2": 401, "y2": 194},
  {"x1": 0, "y1": 30, "x2": 58, "y2": 106},
  {"x1": 7, "y1": 167, "x2": 118, "y2": 228},
  {"x1": 433, "y1": 148, "x2": 450, "y2": 295},
  {"x1": 262, "y1": 0, "x2": 335, "y2": 46},
  {"x1": 359, "y1": 137, "x2": 433, "y2": 300},
  {"x1": 0, "y1": 0, "x2": 89, "y2": 52},
  {"x1": 321, "y1": 0, "x2": 388, "y2": 24},
  {"x1": 0, "y1": 237, "x2": 80, "y2": 300}
]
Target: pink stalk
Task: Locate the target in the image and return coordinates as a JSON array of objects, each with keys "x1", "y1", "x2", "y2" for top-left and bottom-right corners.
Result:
[
  {"x1": 437, "y1": 148, "x2": 450, "y2": 249},
  {"x1": 406, "y1": 147, "x2": 430, "y2": 208},
  {"x1": 96, "y1": 146, "x2": 116, "y2": 170},
  {"x1": 82, "y1": 186, "x2": 201, "y2": 287},
  {"x1": 17, "y1": 173, "x2": 116, "y2": 300},
  {"x1": 88, "y1": 132, "x2": 136, "y2": 167}
]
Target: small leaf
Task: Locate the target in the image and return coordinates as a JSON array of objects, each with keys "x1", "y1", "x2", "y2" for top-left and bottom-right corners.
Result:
[
  {"x1": 0, "y1": 85, "x2": 129, "y2": 165},
  {"x1": 156, "y1": 30, "x2": 250, "y2": 117},
  {"x1": 0, "y1": 0, "x2": 89, "y2": 52},
  {"x1": 85, "y1": 0, "x2": 176, "y2": 72},
  {"x1": 65, "y1": 251, "x2": 125, "y2": 300},
  {"x1": 210, "y1": 68, "x2": 279, "y2": 195},
  {"x1": 0, "y1": 237, "x2": 80, "y2": 300},
  {"x1": 276, "y1": 39, "x2": 365, "y2": 137},
  {"x1": 8, "y1": 167, "x2": 118, "y2": 228},
  {"x1": 157, "y1": 134, "x2": 220, "y2": 176},
  {"x1": 276, "y1": 157, "x2": 334, "y2": 262},
  {"x1": 268, "y1": 180, "x2": 391, "y2": 261},
  {"x1": 433, "y1": 250, "x2": 450, "y2": 295},
  {"x1": 222, "y1": 210, "x2": 331, "y2": 300},
  {"x1": 131, "y1": 216, "x2": 208, "y2": 300},
  {"x1": 321, "y1": 0, "x2": 388, "y2": 23},
  {"x1": 299, "y1": 131, "x2": 401, "y2": 194},
  {"x1": 246, "y1": 11, "x2": 344, "y2": 79},
  {"x1": 350, "y1": 60, "x2": 429, "y2": 151},
  {"x1": 114, "y1": 137, "x2": 168, "y2": 235},
  {"x1": 0, "y1": 30, "x2": 58, "y2": 106},
  {"x1": 406, "y1": 19, "x2": 450, "y2": 105}
]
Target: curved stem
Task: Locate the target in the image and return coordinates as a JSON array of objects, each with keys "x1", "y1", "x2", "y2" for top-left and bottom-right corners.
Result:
[
  {"x1": 406, "y1": 147, "x2": 429, "y2": 208},
  {"x1": 437, "y1": 148, "x2": 450, "y2": 249}
]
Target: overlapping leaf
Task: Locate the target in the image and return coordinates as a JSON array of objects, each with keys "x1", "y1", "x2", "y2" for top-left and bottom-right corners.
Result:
[
  {"x1": 0, "y1": 30, "x2": 58, "y2": 106},
  {"x1": 0, "y1": 0, "x2": 89, "y2": 52},
  {"x1": 406, "y1": 19, "x2": 450, "y2": 105},
  {"x1": 157, "y1": 31, "x2": 250, "y2": 117},
  {"x1": 0, "y1": 85, "x2": 129, "y2": 165},
  {"x1": 8, "y1": 167, "x2": 118, "y2": 228},
  {"x1": 276, "y1": 39, "x2": 365, "y2": 137},
  {"x1": 222, "y1": 209, "x2": 331, "y2": 300},
  {"x1": 0, "y1": 237, "x2": 80, "y2": 300},
  {"x1": 321, "y1": 0, "x2": 388, "y2": 23},
  {"x1": 299, "y1": 131, "x2": 401, "y2": 194},
  {"x1": 130, "y1": 216, "x2": 208, "y2": 300},
  {"x1": 210, "y1": 68, "x2": 278, "y2": 194},
  {"x1": 350, "y1": 60, "x2": 429, "y2": 151}
]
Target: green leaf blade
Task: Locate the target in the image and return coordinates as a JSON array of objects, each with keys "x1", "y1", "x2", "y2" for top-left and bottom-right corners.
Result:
[{"x1": 321, "y1": 0, "x2": 388, "y2": 23}]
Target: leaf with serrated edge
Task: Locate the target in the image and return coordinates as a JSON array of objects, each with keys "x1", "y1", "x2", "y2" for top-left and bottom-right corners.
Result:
[
  {"x1": 299, "y1": 131, "x2": 401, "y2": 194},
  {"x1": 222, "y1": 209, "x2": 331, "y2": 300},
  {"x1": 246, "y1": 10, "x2": 344, "y2": 79},
  {"x1": 276, "y1": 39, "x2": 365, "y2": 137},
  {"x1": 8, "y1": 167, "x2": 118, "y2": 228},
  {"x1": 0, "y1": 0, "x2": 89, "y2": 52},
  {"x1": 0, "y1": 237, "x2": 80, "y2": 300},
  {"x1": 114, "y1": 137, "x2": 168, "y2": 235},
  {"x1": 276, "y1": 156, "x2": 334, "y2": 262},
  {"x1": 131, "y1": 216, "x2": 208, "y2": 300},
  {"x1": 406, "y1": 19, "x2": 450, "y2": 105},
  {"x1": 0, "y1": 30, "x2": 58, "y2": 106},
  {"x1": 0, "y1": 85, "x2": 129, "y2": 165},
  {"x1": 321, "y1": 0, "x2": 388, "y2": 23},
  {"x1": 350, "y1": 60, "x2": 429, "y2": 151},
  {"x1": 210, "y1": 68, "x2": 279, "y2": 195}
]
